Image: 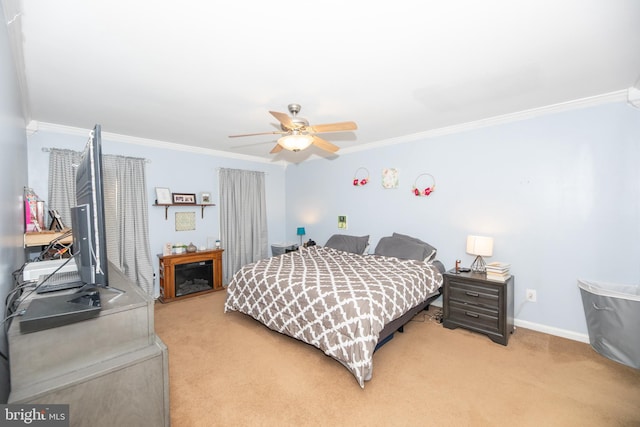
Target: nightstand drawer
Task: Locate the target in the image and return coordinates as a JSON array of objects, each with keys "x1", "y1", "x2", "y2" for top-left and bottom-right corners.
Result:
[
  {"x1": 448, "y1": 300, "x2": 499, "y2": 332},
  {"x1": 448, "y1": 280, "x2": 499, "y2": 308}
]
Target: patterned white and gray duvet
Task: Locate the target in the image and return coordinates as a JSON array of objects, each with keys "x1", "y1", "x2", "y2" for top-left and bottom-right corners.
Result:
[{"x1": 224, "y1": 246, "x2": 443, "y2": 387}]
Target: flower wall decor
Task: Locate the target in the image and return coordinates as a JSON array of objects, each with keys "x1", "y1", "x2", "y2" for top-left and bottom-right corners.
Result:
[
  {"x1": 352, "y1": 167, "x2": 369, "y2": 186},
  {"x1": 382, "y1": 168, "x2": 399, "y2": 189},
  {"x1": 412, "y1": 173, "x2": 436, "y2": 197}
]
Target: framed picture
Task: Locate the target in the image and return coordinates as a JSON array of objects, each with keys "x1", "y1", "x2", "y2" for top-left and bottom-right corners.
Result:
[
  {"x1": 381, "y1": 168, "x2": 399, "y2": 189},
  {"x1": 155, "y1": 187, "x2": 172, "y2": 204},
  {"x1": 172, "y1": 193, "x2": 196, "y2": 204},
  {"x1": 200, "y1": 192, "x2": 212, "y2": 204},
  {"x1": 175, "y1": 212, "x2": 196, "y2": 231}
]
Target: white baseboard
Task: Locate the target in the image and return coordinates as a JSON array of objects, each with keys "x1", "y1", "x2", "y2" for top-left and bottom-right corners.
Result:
[
  {"x1": 514, "y1": 319, "x2": 590, "y2": 344},
  {"x1": 429, "y1": 299, "x2": 590, "y2": 344}
]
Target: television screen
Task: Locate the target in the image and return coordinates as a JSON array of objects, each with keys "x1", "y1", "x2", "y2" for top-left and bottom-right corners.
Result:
[{"x1": 73, "y1": 124, "x2": 109, "y2": 287}]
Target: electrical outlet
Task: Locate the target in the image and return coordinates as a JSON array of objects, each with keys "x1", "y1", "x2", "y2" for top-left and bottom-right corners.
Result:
[{"x1": 526, "y1": 289, "x2": 537, "y2": 302}]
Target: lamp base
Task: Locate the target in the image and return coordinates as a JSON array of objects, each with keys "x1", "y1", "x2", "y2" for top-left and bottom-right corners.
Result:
[{"x1": 470, "y1": 255, "x2": 487, "y2": 273}]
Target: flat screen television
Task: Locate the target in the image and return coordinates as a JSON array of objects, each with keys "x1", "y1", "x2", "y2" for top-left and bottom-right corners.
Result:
[
  {"x1": 19, "y1": 125, "x2": 110, "y2": 333},
  {"x1": 71, "y1": 124, "x2": 109, "y2": 288}
]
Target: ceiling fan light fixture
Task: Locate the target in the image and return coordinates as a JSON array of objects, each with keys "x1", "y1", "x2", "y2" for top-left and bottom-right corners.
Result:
[
  {"x1": 277, "y1": 134, "x2": 314, "y2": 152},
  {"x1": 231, "y1": 104, "x2": 356, "y2": 155}
]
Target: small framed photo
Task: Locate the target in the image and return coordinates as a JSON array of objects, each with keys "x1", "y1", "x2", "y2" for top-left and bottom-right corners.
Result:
[
  {"x1": 155, "y1": 187, "x2": 172, "y2": 204},
  {"x1": 382, "y1": 168, "x2": 399, "y2": 189},
  {"x1": 172, "y1": 193, "x2": 196, "y2": 204},
  {"x1": 200, "y1": 192, "x2": 212, "y2": 204}
]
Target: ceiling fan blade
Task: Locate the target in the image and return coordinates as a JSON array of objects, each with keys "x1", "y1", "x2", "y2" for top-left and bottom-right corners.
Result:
[
  {"x1": 308, "y1": 121, "x2": 357, "y2": 133},
  {"x1": 270, "y1": 143, "x2": 283, "y2": 154},
  {"x1": 269, "y1": 111, "x2": 294, "y2": 130},
  {"x1": 311, "y1": 135, "x2": 339, "y2": 153},
  {"x1": 229, "y1": 131, "x2": 284, "y2": 138}
]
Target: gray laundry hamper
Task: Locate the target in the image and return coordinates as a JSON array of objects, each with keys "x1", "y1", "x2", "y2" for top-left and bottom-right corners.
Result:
[{"x1": 578, "y1": 279, "x2": 640, "y2": 369}]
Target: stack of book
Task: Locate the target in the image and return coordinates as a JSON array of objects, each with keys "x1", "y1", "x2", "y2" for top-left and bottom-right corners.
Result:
[{"x1": 485, "y1": 262, "x2": 511, "y2": 282}]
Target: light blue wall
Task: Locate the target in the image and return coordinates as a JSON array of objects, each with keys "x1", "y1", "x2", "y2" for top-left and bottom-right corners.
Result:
[
  {"x1": 0, "y1": 5, "x2": 29, "y2": 403},
  {"x1": 27, "y1": 130, "x2": 287, "y2": 295},
  {"x1": 285, "y1": 101, "x2": 640, "y2": 338},
  {"x1": 19, "y1": 94, "x2": 640, "y2": 340}
]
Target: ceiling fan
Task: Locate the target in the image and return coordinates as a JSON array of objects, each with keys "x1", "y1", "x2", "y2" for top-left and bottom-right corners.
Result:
[{"x1": 229, "y1": 104, "x2": 357, "y2": 154}]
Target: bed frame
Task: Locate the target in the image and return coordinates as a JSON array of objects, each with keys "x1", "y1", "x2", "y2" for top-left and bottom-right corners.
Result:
[{"x1": 375, "y1": 287, "x2": 442, "y2": 351}]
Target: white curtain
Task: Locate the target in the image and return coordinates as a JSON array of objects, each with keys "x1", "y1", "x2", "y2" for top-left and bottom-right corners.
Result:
[
  {"x1": 48, "y1": 149, "x2": 154, "y2": 295},
  {"x1": 219, "y1": 168, "x2": 268, "y2": 284}
]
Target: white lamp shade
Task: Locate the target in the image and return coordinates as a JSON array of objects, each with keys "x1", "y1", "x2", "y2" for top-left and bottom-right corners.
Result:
[
  {"x1": 278, "y1": 134, "x2": 314, "y2": 151},
  {"x1": 466, "y1": 235, "x2": 494, "y2": 257}
]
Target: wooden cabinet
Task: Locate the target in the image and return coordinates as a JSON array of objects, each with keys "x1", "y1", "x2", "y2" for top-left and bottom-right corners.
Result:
[
  {"x1": 158, "y1": 249, "x2": 223, "y2": 303},
  {"x1": 442, "y1": 271, "x2": 514, "y2": 345}
]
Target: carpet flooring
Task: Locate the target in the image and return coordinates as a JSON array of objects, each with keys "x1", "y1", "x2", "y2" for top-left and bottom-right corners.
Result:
[{"x1": 154, "y1": 290, "x2": 640, "y2": 427}]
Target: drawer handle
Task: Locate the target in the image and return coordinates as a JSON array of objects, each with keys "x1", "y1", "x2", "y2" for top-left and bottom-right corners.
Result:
[
  {"x1": 465, "y1": 291, "x2": 479, "y2": 297},
  {"x1": 465, "y1": 311, "x2": 480, "y2": 318}
]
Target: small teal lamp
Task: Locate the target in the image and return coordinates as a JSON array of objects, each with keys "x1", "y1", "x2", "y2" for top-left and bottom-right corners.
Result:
[{"x1": 296, "y1": 227, "x2": 306, "y2": 246}]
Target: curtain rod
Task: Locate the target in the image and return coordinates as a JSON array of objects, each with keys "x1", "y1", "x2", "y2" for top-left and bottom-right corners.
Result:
[
  {"x1": 216, "y1": 167, "x2": 268, "y2": 175},
  {"x1": 41, "y1": 147, "x2": 151, "y2": 163}
]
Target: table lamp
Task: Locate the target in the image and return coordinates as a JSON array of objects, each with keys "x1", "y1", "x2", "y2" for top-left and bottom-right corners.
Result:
[
  {"x1": 297, "y1": 227, "x2": 306, "y2": 246},
  {"x1": 466, "y1": 235, "x2": 493, "y2": 273}
]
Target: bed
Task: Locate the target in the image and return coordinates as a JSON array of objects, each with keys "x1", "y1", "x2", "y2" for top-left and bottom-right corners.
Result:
[{"x1": 224, "y1": 233, "x2": 444, "y2": 387}]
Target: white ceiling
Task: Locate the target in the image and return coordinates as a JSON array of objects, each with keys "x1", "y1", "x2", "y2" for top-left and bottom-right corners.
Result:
[{"x1": 5, "y1": 1, "x2": 640, "y2": 162}]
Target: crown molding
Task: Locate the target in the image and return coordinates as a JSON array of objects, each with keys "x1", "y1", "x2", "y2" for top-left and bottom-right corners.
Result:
[
  {"x1": 26, "y1": 121, "x2": 286, "y2": 166},
  {"x1": 27, "y1": 90, "x2": 628, "y2": 164},
  {"x1": 3, "y1": 0, "x2": 31, "y2": 122},
  {"x1": 341, "y1": 90, "x2": 629, "y2": 155},
  {"x1": 628, "y1": 87, "x2": 640, "y2": 108}
]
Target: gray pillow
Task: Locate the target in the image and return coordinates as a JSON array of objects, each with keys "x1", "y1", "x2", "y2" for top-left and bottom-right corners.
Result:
[
  {"x1": 392, "y1": 232, "x2": 437, "y2": 262},
  {"x1": 324, "y1": 234, "x2": 370, "y2": 255},
  {"x1": 374, "y1": 236, "x2": 430, "y2": 261},
  {"x1": 431, "y1": 259, "x2": 446, "y2": 274}
]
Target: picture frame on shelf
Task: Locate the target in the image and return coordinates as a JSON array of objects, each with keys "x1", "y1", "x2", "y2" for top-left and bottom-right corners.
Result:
[
  {"x1": 200, "y1": 192, "x2": 212, "y2": 204},
  {"x1": 162, "y1": 242, "x2": 172, "y2": 256},
  {"x1": 172, "y1": 193, "x2": 196, "y2": 204},
  {"x1": 155, "y1": 187, "x2": 172, "y2": 204}
]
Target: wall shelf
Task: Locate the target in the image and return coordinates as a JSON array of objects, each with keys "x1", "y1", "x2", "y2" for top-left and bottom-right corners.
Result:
[
  {"x1": 24, "y1": 229, "x2": 73, "y2": 247},
  {"x1": 153, "y1": 203, "x2": 215, "y2": 220}
]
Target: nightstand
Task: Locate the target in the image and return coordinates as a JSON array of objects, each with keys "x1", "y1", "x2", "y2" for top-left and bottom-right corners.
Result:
[{"x1": 442, "y1": 270, "x2": 514, "y2": 345}]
